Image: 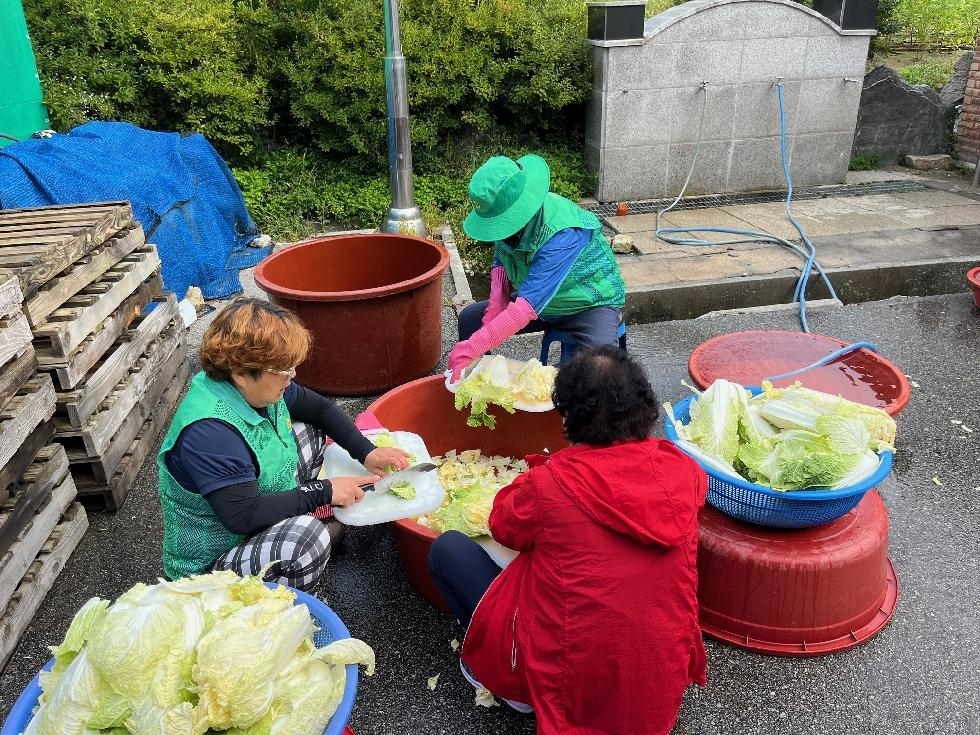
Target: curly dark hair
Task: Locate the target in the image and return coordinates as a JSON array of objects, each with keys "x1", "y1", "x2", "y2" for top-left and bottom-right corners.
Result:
[{"x1": 551, "y1": 346, "x2": 659, "y2": 445}]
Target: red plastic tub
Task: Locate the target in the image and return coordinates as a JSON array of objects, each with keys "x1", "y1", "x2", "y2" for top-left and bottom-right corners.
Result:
[
  {"x1": 968, "y1": 266, "x2": 980, "y2": 307},
  {"x1": 696, "y1": 490, "x2": 898, "y2": 656},
  {"x1": 366, "y1": 375, "x2": 568, "y2": 609},
  {"x1": 688, "y1": 330, "x2": 911, "y2": 416},
  {"x1": 255, "y1": 234, "x2": 449, "y2": 396}
]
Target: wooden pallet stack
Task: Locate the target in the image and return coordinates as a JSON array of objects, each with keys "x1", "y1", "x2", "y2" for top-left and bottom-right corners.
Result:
[
  {"x1": 0, "y1": 202, "x2": 189, "y2": 512},
  {"x1": 0, "y1": 272, "x2": 88, "y2": 668}
]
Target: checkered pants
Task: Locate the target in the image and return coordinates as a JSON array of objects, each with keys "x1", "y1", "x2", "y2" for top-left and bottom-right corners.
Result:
[{"x1": 211, "y1": 421, "x2": 333, "y2": 591}]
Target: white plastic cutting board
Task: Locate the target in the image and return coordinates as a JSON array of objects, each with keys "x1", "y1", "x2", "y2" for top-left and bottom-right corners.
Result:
[{"x1": 318, "y1": 430, "x2": 445, "y2": 526}]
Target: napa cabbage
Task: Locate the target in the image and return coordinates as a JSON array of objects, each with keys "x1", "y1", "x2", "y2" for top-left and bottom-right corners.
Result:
[
  {"x1": 452, "y1": 355, "x2": 556, "y2": 429},
  {"x1": 682, "y1": 378, "x2": 747, "y2": 464},
  {"x1": 25, "y1": 572, "x2": 375, "y2": 735},
  {"x1": 417, "y1": 450, "x2": 527, "y2": 537},
  {"x1": 665, "y1": 379, "x2": 897, "y2": 492}
]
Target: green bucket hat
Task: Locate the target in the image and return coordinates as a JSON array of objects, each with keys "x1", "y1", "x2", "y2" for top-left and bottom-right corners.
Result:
[{"x1": 463, "y1": 154, "x2": 551, "y2": 242}]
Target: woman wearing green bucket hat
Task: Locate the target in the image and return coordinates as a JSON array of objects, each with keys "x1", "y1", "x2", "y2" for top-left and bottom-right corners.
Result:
[{"x1": 448, "y1": 154, "x2": 626, "y2": 381}]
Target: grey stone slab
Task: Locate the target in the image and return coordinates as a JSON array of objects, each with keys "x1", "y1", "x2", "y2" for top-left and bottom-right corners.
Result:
[
  {"x1": 664, "y1": 141, "x2": 734, "y2": 197},
  {"x1": 667, "y1": 84, "x2": 738, "y2": 144},
  {"x1": 591, "y1": 46, "x2": 608, "y2": 93},
  {"x1": 725, "y1": 137, "x2": 788, "y2": 192},
  {"x1": 606, "y1": 43, "x2": 675, "y2": 91},
  {"x1": 790, "y1": 132, "x2": 853, "y2": 185},
  {"x1": 899, "y1": 205, "x2": 980, "y2": 228},
  {"x1": 666, "y1": 41, "x2": 744, "y2": 89},
  {"x1": 803, "y1": 34, "x2": 869, "y2": 79},
  {"x1": 789, "y1": 197, "x2": 869, "y2": 216},
  {"x1": 596, "y1": 144, "x2": 669, "y2": 201},
  {"x1": 585, "y1": 141, "x2": 601, "y2": 180},
  {"x1": 797, "y1": 77, "x2": 864, "y2": 134},
  {"x1": 739, "y1": 36, "x2": 807, "y2": 83},
  {"x1": 845, "y1": 193, "x2": 913, "y2": 211},
  {"x1": 585, "y1": 90, "x2": 605, "y2": 150},
  {"x1": 660, "y1": 207, "x2": 764, "y2": 242},
  {"x1": 732, "y1": 81, "x2": 802, "y2": 139},
  {"x1": 618, "y1": 254, "x2": 687, "y2": 285},
  {"x1": 606, "y1": 212, "x2": 662, "y2": 234},
  {"x1": 721, "y1": 208, "x2": 806, "y2": 240},
  {"x1": 603, "y1": 89, "x2": 675, "y2": 147},
  {"x1": 650, "y1": 0, "x2": 838, "y2": 43},
  {"x1": 629, "y1": 230, "x2": 737, "y2": 256},
  {"x1": 887, "y1": 189, "x2": 980, "y2": 207}
]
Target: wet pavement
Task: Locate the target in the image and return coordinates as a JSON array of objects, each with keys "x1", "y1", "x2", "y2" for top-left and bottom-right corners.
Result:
[{"x1": 2, "y1": 181, "x2": 980, "y2": 734}]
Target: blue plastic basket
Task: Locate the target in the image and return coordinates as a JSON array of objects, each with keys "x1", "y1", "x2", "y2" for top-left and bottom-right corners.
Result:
[
  {"x1": 664, "y1": 389, "x2": 893, "y2": 529},
  {"x1": 1, "y1": 586, "x2": 357, "y2": 735}
]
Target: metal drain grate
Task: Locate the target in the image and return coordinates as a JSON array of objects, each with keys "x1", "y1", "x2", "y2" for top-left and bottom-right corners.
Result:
[{"x1": 588, "y1": 179, "x2": 928, "y2": 218}]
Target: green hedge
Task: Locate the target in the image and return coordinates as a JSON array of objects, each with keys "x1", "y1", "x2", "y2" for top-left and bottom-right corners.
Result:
[{"x1": 25, "y1": 0, "x2": 593, "y2": 169}]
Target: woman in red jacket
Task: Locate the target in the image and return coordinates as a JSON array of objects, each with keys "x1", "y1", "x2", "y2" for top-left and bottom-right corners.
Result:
[{"x1": 429, "y1": 346, "x2": 708, "y2": 734}]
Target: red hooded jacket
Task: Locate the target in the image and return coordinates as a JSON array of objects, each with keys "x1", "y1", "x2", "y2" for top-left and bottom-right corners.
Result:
[{"x1": 461, "y1": 438, "x2": 708, "y2": 735}]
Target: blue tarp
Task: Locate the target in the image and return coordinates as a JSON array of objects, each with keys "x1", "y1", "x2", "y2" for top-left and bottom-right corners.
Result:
[{"x1": 0, "y1": 121, "x2": 271, "y2": 299}]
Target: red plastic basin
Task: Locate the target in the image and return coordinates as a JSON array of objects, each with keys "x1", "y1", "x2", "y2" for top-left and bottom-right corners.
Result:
[
  {"x1": 688, "y1": 330, "x2": 910, "y2": 416},
  {"x1": 697, "y1": 490, "x2": 898, "y2": 656},
  {"x1": 255, "y1": 234, "x2": 449, "y2": 396},
  {"x1": 366, "y1": 375, "x2": 568, "y2": 609},
  {"x1": 968, "y1": 266, "x2": 980, "y2": 308}
]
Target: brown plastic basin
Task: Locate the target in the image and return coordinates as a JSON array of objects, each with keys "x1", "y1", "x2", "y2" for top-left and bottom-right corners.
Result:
[
  {"x1": 255, "y1": 234, "x2": 449, "y2": 396},
  {"x1": 697, "y1": 490, "x2": 897, "y2": 656},
  {"x1": 366, "y1": 375, "x2": 568, "y2": 609}
]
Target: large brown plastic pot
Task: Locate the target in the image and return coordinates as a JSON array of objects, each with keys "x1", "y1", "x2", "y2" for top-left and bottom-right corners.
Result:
[
  {"x1": 366, "y1": 375, "x2": 568, "y2": 609},
  {"x1": 254, "y1": 234, "x2": 449, "y2": 396}
]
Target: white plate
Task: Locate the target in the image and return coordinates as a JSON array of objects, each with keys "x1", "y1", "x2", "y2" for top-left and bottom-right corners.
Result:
[
  {"x1": 319, "y1": 430, "x2": 445, "y2": 526},
  {"x1": 444, "y1": 356, "x2": 554, "y2": 412}
]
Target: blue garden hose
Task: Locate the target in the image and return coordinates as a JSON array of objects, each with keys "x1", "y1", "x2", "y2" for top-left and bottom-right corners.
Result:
[
  {"x1": 656, "y1": 80, "x2": 839, "y2": 332},
  {"x1": 654, "y1": 80, "x2": 877, "y2": 376}
]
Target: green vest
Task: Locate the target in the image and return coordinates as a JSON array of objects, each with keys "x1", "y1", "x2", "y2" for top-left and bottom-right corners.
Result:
[
  {"x1": 493, "y1": 193, "x2": 626, "y2": 317},
  {"x1": 157, "y1": 372, "x2": 298, "y2": 580}
]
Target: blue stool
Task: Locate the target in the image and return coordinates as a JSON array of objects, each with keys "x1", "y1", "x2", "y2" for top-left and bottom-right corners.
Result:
[{"x1": 539, "y1": 321, "x2": 628, "y2": 366}]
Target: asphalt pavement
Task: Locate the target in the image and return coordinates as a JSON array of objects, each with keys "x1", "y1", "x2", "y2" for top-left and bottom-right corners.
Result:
[{"x1": 1, "y1": 246, "x2": 979, "y2": 734}]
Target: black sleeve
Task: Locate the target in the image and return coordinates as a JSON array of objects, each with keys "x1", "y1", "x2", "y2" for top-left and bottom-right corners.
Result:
[
  {"x1": 204, "y1": 479, "x2": 333, "y2": 537},
  {"x1": 287, "y1": 382, "x2": 376, "y2": 463}
]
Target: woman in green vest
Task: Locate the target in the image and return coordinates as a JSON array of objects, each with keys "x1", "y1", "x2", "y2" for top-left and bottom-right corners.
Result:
[
  {"x1": 447, "y1": 154, "x2": 627, "y2": 381},
  {"x1": 157, "y1": 298, "x2": 410, "y2": 590}
]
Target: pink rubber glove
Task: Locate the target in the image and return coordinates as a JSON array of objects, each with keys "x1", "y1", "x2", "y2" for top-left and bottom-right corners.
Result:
[
  {"x1": 448, "y1": 297, "x2": 537, "y2": 381},
  {"x1": 481, "y1": 266, "x2": 513, "y2": 327}
]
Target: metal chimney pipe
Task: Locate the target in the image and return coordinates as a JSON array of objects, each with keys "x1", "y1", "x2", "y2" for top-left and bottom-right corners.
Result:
[{"x1": 381, "y1": 0, "x2": 426, "y2": 236}]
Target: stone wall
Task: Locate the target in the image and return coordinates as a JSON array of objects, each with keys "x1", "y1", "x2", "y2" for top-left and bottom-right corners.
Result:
[
  {"x1": 953, "y1": 39, "x2": 980, "y2": 165},
  {"x1": 586, "y1": 0, "x2": 872, "y2": 202}
]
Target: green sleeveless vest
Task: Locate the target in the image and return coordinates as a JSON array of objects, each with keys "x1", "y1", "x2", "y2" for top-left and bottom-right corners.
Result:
[
  {"x1": 493, "y1": 193, "x2": 625, "y2": 317},
  {"x1": 157, "y1": 372, "x2": 298, "y2": 580}
]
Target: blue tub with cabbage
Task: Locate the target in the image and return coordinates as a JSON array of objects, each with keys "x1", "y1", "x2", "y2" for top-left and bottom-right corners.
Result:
[
  {"x1": 663, "y1": 383, "x2": 895, "y2": 528},
  {"x1": 1, "y1": 583, "x2": 361, "y2": 735}
]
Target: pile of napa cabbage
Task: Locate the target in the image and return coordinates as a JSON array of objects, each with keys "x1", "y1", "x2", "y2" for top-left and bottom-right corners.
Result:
[
  {"x1": 415, "y1": 450, "x2": 527, "y2": 536},
  {"x1": 664, "y1": 379, "x2": 897, "y2": 491},
  {"x1": 24, "y1": 571, "x2": 374, "y2": 735}
]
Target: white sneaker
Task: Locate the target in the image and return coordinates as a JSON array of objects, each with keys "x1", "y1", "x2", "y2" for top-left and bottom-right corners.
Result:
[{"x1": 459, "y1": 659, "x2": 534, "y2": 714}]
